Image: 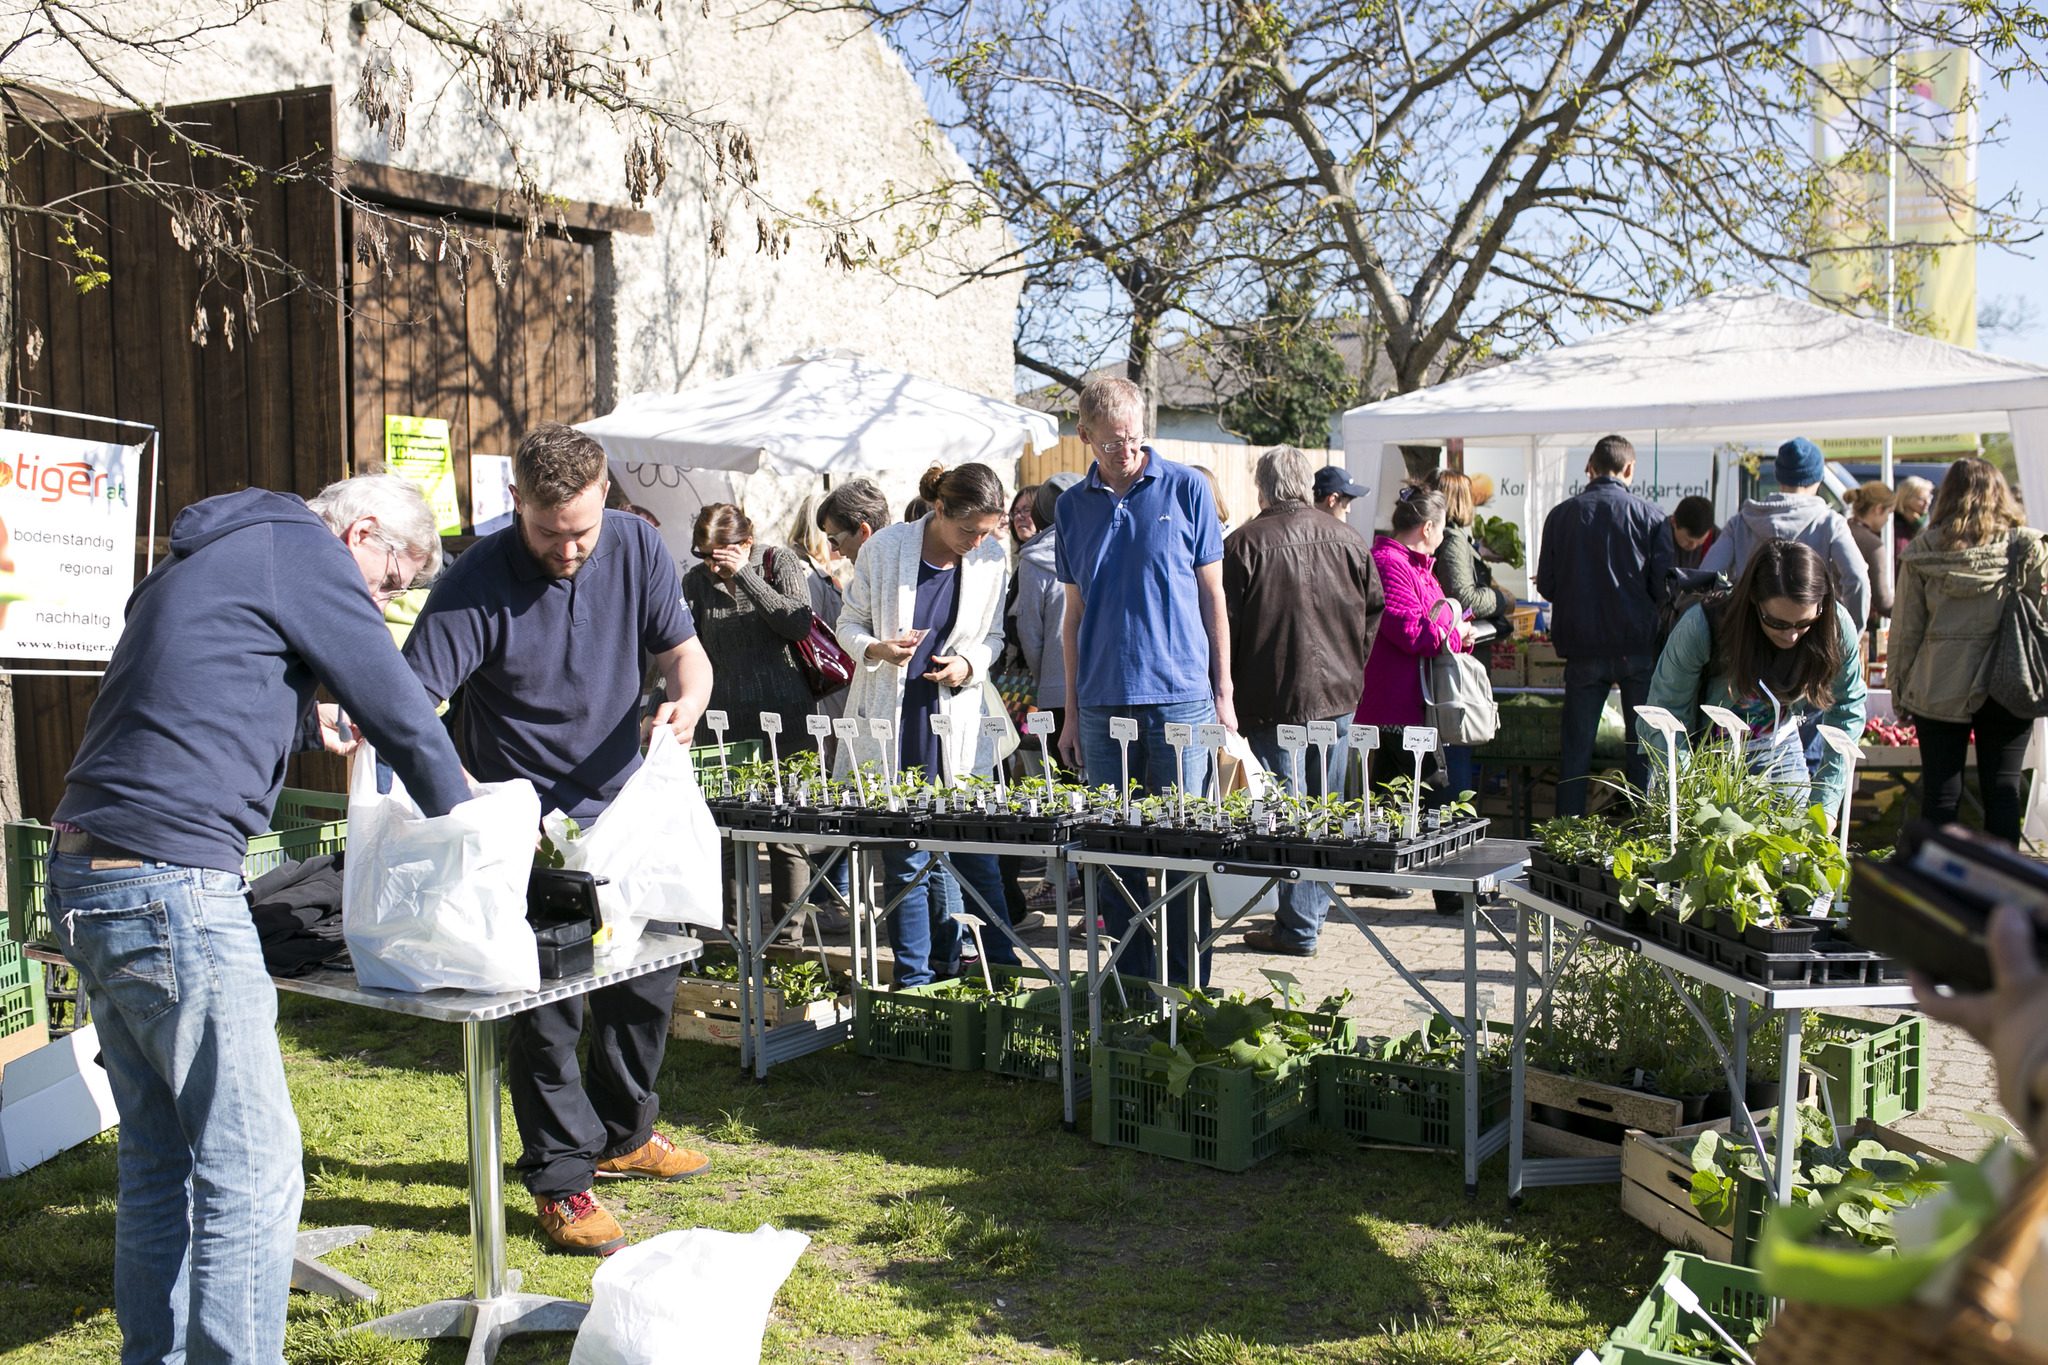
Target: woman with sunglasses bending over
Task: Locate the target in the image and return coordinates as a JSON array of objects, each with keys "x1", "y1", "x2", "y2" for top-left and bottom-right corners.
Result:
[{"x1": 1642, "y1": 539, "x2": 1867, "y2": 824}]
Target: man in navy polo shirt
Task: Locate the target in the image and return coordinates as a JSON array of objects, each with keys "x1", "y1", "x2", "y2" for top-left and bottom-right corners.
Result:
[
  {"x1": 405, "y1": 422, "x2": 715, "y2": 1257},
  {"x1": 1054, "y1": 376, "x2": 1236, "y2": 985}
]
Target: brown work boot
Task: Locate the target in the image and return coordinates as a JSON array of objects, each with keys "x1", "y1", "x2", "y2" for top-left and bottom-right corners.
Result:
[
  {"x1": 595, "y1": 1130, "x2": 711, "y2": 1182},
  {"x1": 534, "y1": 1189, "x2": 627, "y2": 1257}
]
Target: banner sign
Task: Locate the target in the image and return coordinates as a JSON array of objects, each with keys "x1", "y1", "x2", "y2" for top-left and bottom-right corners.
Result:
[
  {"x1": 383, "y1": 415, "x2": 462, "y2": 535},
  {"x1": 0, "y1": 430, "x2": 143, "y2": 659}
]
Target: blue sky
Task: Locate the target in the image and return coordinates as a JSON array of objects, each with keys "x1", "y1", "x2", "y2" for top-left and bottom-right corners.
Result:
[{"x1": 1974, "y1": 72, "x2": 2048, "y2": 363}]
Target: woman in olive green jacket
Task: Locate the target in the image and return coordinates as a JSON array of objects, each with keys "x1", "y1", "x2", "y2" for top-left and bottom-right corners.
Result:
[{"x1": 1889, "y1": 457, "x2": 2048, "y2": 844}]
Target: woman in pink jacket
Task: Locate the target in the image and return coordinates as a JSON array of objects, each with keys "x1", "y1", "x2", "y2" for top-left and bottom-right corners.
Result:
[{"x1": 1354, "y1": 487, "x2": 1478, "y2": 768}]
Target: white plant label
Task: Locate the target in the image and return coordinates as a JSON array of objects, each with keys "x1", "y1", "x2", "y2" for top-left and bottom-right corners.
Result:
[
  {"x1": 1163, "y1": 722, "x2": 1194, "y2": 746},
  {"x1": 1352, "y1": 726, "x2": 1382, "y2": 753},
  {"x1": 758, "y1": 712, "x2": 784, "y2": 736},
  {"x1": 1306, "y1": 720, "x2": 1339, "y2": 747},
  {"x1": 1195, "y1": 723, "x2": 1228, "y2": 750},
  {"x1": 979, "y1": 715, "x2": 1008, "y2": 738},
  {"x1": 1276, "y1": 724, "x2": 1308, "y2": 751},
  {"x1": 930, "y1": 714, "x2": 955, "y2": 737},
  {"x1": 805, "y1": 714, "x2": 833, "y2": 737},
  {"x1": 1109, "y1": 717, "x2": 1139, "y2": 742},
  {"x1": 1025, "y1": 709, "x2": 1056, "y2": 737},
  {"x1": 704, "y1": 709, "x2": 729, "y2": 733},
  {"x1": 832, "y1": 718, "x2": 862, "y2": 741},
  {"x1": 869, "y1": 718, "x2": 894, "y2": 742},
  {"x1": 1401, "y1": 725, "x2": 1438, "y2": 753}
]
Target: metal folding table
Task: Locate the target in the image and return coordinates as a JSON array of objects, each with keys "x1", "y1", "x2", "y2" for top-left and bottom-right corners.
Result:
[
  {"x1": 274, "y1": 932, "x2": 705, "y2": 1364},
  {"x1": 1072, "y1": 838, "x2": 1533, "y2": 1192},
  {"x1": 1500, "y1": 882, "x2": 1915, "y2": 1206}
]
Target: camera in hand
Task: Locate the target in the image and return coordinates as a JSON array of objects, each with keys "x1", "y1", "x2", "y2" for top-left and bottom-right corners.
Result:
[{"x1": 1849, "y1": 822, "x2": 2048, "y2": 993}]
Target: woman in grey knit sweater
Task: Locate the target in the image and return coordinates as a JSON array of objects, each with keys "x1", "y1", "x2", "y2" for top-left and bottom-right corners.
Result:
[{"x1": 682, "y1": 502, "x2": 817, "y2": 744}]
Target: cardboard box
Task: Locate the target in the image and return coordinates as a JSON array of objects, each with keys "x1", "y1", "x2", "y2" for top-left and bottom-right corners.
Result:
[
  {"x1": 1526, "y1": 656, "x2": 1567, "y2": 687},
  {"x1": 0, "y1": 1025, "x2": 118, "y2": 1176},
  {"x1": 1487, "y1": 641, "x2": 1527, "y2": 688}
]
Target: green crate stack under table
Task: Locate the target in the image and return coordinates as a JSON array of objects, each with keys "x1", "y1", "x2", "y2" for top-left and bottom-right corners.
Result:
[
  {"x1": 1807, "y1": 1012, "x2": 1926, "y2": 1129},
  {"x1": 1314, "y1": 1021, "x2": 1514, "y2": 1153},
  {"x1": 983, "y1": 972, "x2": 1153, "y2": 1082}
]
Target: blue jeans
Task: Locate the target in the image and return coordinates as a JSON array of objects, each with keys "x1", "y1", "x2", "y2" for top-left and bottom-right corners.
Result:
[
  {"x1": 1246, "y1": 718, "x2": 1351, "y2": 951},
  {"x1": 1557, "y1": 654, "x2": 1656, "y2": 816},
  {"x1": 49, "y1": 853, "x2": 303, "y2": 1365},
  {"x1": 1079, "y1": 699, "x2": 1216, "y2": 986},
  {"x1": 945, "y1": 851, "x2": 1019, "y2": 967},
  {"x1": 882, "y1": 847, "x2": 967, "y2": 986},
  {"x1": 1444, "y1": 745, "x2": 1476, "y2": 798}
]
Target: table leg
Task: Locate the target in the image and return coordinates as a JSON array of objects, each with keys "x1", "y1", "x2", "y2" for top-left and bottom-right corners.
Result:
[
  {"x1": 1084, "y1": 865, "x2": 1102, "y2": 1046},
  {"x1": 1508, "y1": 903, "x2": 1528, "y2": 1207},
  {"x1": 291, "y1": 1227, "x2": 377, "y2": 1304},
  {"x1": 1463, "y1": 889, "x2": 1481, "y2": 1196},
  {"x1": 352, "y1": 1018, "x2": 591, "y2": 1363},
  {"x1": 1773, "y1": 1010, "x2": 1803, "y2": 1205},
  {"x1": 1055, "y1": 856, "x2": 1077, "y2": 1132}
]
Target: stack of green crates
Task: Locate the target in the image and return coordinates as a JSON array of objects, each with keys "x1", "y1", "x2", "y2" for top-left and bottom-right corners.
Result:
[
  {"x1": 0, "y1": 936, "x2": 46, "y2": 1047},
  {"x1": 1314, "y1": 1021, "x2": 1514, "y2": 1153},
  {"x1": 6, "y1": 787, "x2": 349, "y2": 948}
]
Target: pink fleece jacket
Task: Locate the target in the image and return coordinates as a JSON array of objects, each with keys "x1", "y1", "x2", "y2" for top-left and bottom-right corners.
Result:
[{"x1": 1354, "y1": 534, "x2": 1467, "y2": 728}]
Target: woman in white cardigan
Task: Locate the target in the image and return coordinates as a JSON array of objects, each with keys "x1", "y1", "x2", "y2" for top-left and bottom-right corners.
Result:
[{"x1": 835, "y1": 463, "x2": 1012, "y2": 984}]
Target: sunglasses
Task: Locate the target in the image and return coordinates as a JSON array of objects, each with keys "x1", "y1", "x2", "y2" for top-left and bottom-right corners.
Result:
[{"x1": 1756, "y1": 604, "x2": 1823, "y2": 634}]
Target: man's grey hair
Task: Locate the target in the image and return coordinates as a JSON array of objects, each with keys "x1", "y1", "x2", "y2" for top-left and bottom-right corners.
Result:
[
  {"x1": 1898, "y1": 475, "x2": 1935, "y2": 508},
  {"x1": 1255, "y1": 445, "x2": 1314, "y2": 506},
  {"x1": 1077, "y1": 376, "x2": 1145, "y2": 434},
  {"x1": 307, "y1": 472, "x2": 443, "y2": 578}
]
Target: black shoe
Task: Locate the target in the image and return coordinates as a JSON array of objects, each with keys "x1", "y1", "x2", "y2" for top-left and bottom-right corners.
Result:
[
  {"x1": 1241, "y1": 927, "x2": 1317, "y2": 957},
  {"x1": 1432, "y1": 890, "x2": 1464, "y2": 916}
]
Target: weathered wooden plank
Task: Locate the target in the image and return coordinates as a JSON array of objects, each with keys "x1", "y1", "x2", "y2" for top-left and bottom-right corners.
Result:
[{"x1": 281, "y1": 90, "x2": 346, "y2": 495}]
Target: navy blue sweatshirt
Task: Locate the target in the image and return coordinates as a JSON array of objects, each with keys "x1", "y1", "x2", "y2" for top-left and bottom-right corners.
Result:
[{"x1": 55, "y1": 490, "x2": 471, "y2": 873}]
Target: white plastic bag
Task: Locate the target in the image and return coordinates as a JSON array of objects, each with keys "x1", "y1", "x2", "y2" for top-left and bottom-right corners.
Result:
[
  {"x1": 569, "y1": 1224, "x2": 809, "y2": 1365},
  {"x1": 341, "y1": 745, "x2": 542, "y2": 994},
  {"x1": 540, "y1": 727, "x2": 721, "y2": 955}
]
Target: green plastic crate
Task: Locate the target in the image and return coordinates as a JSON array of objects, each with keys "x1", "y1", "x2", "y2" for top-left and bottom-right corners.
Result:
[
  {"x1": 984, "y1": 972, "x2": 1153, "y2": 1082},
  {"x1": 1808, "y1": 1013, "x2": 1927, "y2": 1128},
  {"x1": 0, "y1": 975, "x2": 46, "y2": 1041},
  {"x1": 1602, "y1": 1251, "x2": 1771, "y2": 1364},
  {"x1": 853, "y1": 980, "x2": 989, "y2": 1071},
  {"x1": 6, "y1": 788, "x2": 348, "y2": 948},
  {"x1": 0, "y1": 935, "x2": 30, "y2": 993},
  {"x1": 1089, "y1": 1037, "x2": 1318, "y2": 1172},
  {"x1": 1315, "y1": 1021, "x2": 1514, "y2": 1152}
]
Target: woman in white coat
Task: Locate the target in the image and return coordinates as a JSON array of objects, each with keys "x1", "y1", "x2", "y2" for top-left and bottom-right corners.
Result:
[{"x1": 835, "y1": 463, "x2": 1013, "y2": 984}]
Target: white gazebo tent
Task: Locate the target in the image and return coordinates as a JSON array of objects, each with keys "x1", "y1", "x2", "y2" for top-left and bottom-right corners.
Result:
[
  {"x1": 1339, "y1": 286, "x2": 2048, "y2": 841},
  {"x1": 577, "y1": 349, "x2": 1059, "y2": 564}
]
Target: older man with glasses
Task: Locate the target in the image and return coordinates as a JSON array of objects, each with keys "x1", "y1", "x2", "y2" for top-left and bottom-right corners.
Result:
[
  {"x1": 48, "y1": 473, "x2": 471, "y2": 1364},
  {"x1": 1054, "y1": 376, "x2": 1235, "y2": 986}
]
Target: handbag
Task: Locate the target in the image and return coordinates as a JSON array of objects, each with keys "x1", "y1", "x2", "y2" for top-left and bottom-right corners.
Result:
[
  {"x1": 766, "y1": 549, "x2": 854, "y2": 699},
  {"x1": 1986, "y1": 530, "x2": 2048, "y2": 720},
  {"x1": 1419, "y1": 599, "x2": 1499, "y2": 746}
]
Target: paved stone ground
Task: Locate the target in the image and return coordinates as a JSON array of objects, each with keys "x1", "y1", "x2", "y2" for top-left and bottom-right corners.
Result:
[{"x1": 994, "y1": 871, "x2": 2008, "y2": 1161}]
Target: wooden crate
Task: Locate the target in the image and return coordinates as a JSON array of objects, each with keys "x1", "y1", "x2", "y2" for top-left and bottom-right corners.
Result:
[
  {"x1": 669, "y1": 976, "x2": 849, "y2": 1046},
  {"x1": 1620, "y1": 1124, "x2": 1750, "y2": 1265},
  {"x1": 1523, "y1": 1068, "x2": 1687, "y2": 1159}
]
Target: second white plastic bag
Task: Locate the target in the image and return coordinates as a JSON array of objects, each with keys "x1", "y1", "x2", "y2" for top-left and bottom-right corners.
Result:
[
  {"x1": 342, "y1": 745, "x2": 542, "y2": 994},
  {"x1": 541, "y1": 726, "x2": 721, "y2": 955},
  {"x1": 569, "y1": 1224, "x2": 809, "y2": 1365}
]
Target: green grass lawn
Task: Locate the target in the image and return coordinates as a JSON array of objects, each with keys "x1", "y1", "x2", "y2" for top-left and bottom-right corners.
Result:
[{"x1": 0, "y1": 996, "x2": 1667, "y2": 1363}]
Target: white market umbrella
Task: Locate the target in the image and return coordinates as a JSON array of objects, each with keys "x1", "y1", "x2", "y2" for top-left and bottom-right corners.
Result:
[{"x1": 577, "y1": 350, "x2": 1060, "y2": 477}]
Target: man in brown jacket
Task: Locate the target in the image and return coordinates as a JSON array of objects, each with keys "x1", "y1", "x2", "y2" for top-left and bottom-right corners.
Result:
[{"x1": 1223, "y1": 446, "x2": 1384, "y2": 955}]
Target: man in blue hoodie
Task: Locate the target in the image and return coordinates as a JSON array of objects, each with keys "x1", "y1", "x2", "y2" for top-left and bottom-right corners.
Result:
[
  {"x1": 404, "y1": 422, "x2": 715, "y2": 1258},
  {"x1": 49, "y1": 473, "x2": 471, "y2": 1365}
]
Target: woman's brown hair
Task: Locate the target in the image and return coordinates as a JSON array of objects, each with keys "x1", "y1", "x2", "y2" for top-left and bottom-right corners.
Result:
[
  {"x1": 692, "y1": 502, "x2": 753, "y2": 551},
  {"x1": 1425, "y1": 469, "x2": 1476, "y2": 527},
  {"x1": 917, "y1": 462, "x2": 1007, "y2": 519},
  {"x1": 1708, "y1": 539, "x2": 1845, "y2": 708},
  {"x1": 1926, "y1": 457, "x2": 2024, "y2": 551}
]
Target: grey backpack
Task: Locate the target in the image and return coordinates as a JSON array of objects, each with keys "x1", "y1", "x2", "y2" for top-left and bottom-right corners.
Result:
[{"x1": 1419, "y1": 600, "x2": 1499, "y2": 746}]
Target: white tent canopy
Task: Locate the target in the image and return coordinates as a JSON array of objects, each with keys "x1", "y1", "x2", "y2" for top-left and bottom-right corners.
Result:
[
  {"x1": 1340, "y1": 286, "x2": 2048, "y2": 524},
  {"x1": 577, "y1": 350, "x2": 1060, "y2": 477}
]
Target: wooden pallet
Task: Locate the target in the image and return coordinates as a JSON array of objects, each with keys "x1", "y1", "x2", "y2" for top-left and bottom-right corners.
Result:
[
  {"x1": 669, "y1": 977, "x2": 850, "y2": 1045},
  {"x1": 1524, "y1": 1068, "x2": 1687, "y2": 1158}
]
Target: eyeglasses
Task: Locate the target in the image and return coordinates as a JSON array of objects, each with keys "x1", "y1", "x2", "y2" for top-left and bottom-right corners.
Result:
[
  {"x1": 1756, "y1": 604, "x2": 1823, "y2": 634},
  {"x1": 371, "y1": 547, "x2": 408, "y2": 605},
  {"x1": 1093, "y1": 438, "x2": 1143, "y2": 457}
]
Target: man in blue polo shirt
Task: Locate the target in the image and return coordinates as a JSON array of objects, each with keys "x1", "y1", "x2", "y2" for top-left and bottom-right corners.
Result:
[
  {"x1": 405, "y1": 422, "x2": 715, "y2": 1257},
  {"x1": 1055, "y1": 376, "x2": 1235, "y2": 985}
]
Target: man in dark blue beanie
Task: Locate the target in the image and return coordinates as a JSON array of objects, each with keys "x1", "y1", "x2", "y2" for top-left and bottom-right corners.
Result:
[{"x1": 1701, "y1": 436, "x2": 1869, "y2": 627}]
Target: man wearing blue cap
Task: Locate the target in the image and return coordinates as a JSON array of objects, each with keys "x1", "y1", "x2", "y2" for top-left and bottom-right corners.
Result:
[
  {"x1": 1701, "y1": 437, "x2": 1870, "y2": 629},
  {"x1": 1313, "y1": 464, "x2": 1371, "y2": 518}
]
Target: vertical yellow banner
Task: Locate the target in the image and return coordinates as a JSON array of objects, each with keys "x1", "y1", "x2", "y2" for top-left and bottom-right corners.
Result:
[
  {"x1": 1810, "y1": 45, "x2": 1976, "y2": 347},
  {"x1": 383, "y1": 415, "x2": 463, "y2": 536}
]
